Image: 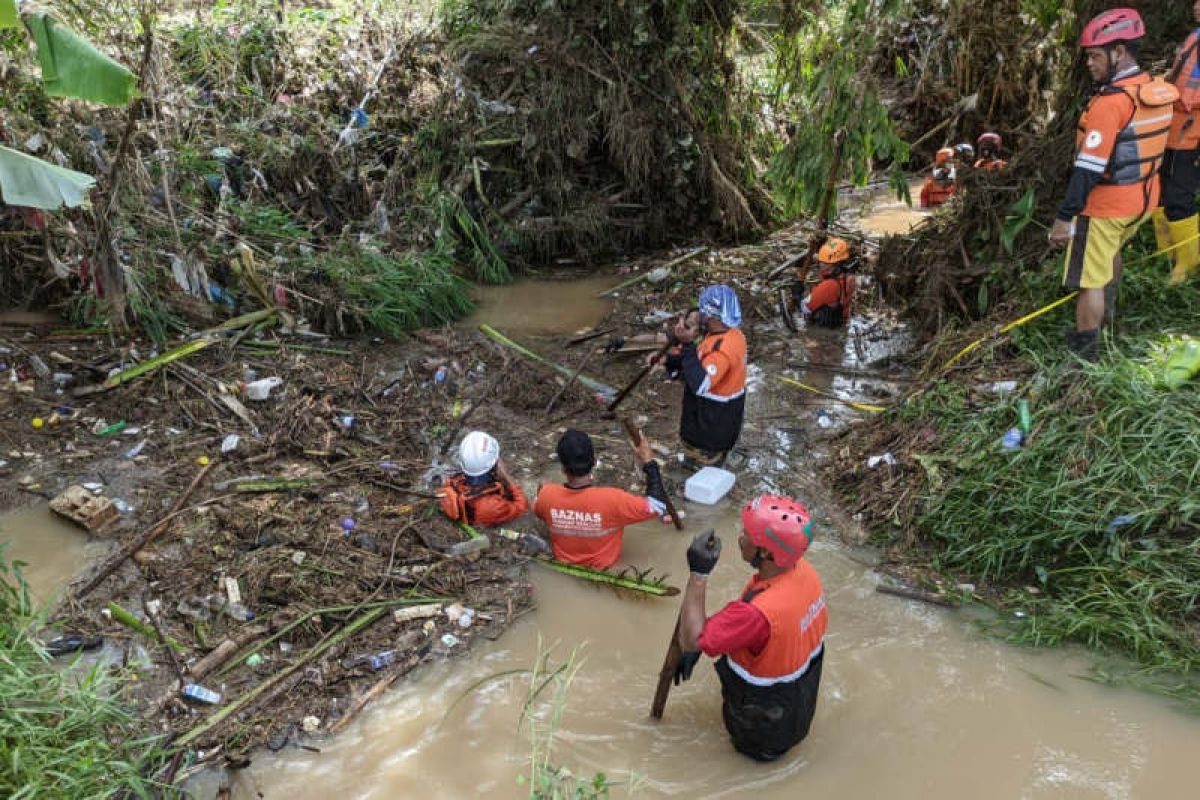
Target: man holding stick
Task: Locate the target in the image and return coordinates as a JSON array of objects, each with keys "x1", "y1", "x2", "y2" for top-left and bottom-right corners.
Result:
[
  {"x1": 659, "y1": 284, "x2": 747, "y2": 468},
  {"x1": 674, "y1": 494, "x2": 828, "y2": 762}
]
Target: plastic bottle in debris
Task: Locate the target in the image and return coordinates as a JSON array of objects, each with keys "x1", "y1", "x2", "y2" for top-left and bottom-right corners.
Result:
[
  {"x1": 457, "y1": 608, "x2": 475, "y2": 629},
  {"x1": 367, "y1": 650, "x2": 397, "y2": 671},
  {"x1": 444, "y1": 536, "x2": 490, "y2": 557},
  {"x1": 1001, "y1": 427, "x2": 1023, "y2": 451},
  {"x1": 497, "y1": 528, "x2": 550, "y2": 555},
  {"x1": 182, "y1": 684, "x2": 222, "y2": 705},
  {"x1": 1017, "y1": 400, "x2": 1032, "y2": 436},
  {"x1": 243, "y1": 377, "x2": 283, "y2": 401},
  {"x1": 223, "y1": 602, "x2": 255, "y2": 622}
]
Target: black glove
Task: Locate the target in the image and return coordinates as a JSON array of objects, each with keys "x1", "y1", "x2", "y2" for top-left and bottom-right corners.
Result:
[
  {"x1": 603, "y1": 335, "x2": 625, "y2": 354},
  {"x1": 674, "y1": 650, "x2": 702, "y2": 685},
  {"x1": 687, "y1": 530, "x2": 721, "y2": 575}
]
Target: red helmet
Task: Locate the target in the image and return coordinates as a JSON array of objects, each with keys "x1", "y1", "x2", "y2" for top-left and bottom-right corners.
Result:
[
  {"x1": 977, "y1": 132, "x2": 1002, "y2": 149},
  {"x1": 741, "y1": 495, "x2": 813, "y2": 569},
  {"x1": 1079, "y1": 8, "x2": 1144, "y2": 48}
]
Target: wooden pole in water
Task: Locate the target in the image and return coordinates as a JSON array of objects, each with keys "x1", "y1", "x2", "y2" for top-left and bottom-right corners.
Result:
[
  {"x1": 650, "y1": 613, "x2": 683, "y2": 719},
  {"x1": 606, "y1": 337, "x2": 674, "y2": 415}
]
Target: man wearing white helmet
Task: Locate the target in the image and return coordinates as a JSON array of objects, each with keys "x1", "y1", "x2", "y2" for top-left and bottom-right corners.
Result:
[{"x1": 438, "y1": 430, "x2": 529, "y2": 527}]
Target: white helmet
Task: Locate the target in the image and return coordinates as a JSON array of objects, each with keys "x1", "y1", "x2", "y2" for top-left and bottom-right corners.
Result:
[{"x1": 459, "y1": 431, "x2": 500, "y2": 476}]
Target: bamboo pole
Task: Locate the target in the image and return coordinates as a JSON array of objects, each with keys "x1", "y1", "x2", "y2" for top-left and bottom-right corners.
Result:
[
  {"x1": 532, "y1": 557, "x2": 679, "y2": 597},
  {"x1": 72, "y1": 338, "x2": 214, "y2": 397},
  {"x1": 479, "y1": 324, "x2": 615, "y2": 397},
  {"x1": 596, "y1": 247, "x2": 707, "y2": 297}
]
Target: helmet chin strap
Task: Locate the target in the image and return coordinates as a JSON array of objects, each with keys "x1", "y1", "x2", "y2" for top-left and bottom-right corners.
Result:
[{"x1": 751, "y1": 549, "x2": 767, "y2": 569}]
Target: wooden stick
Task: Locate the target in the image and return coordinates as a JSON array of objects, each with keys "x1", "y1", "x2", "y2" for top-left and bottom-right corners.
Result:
[
  {"x1": 73, "y1": 462, "x2": 215, "y2": 599},
  {"x1": 544, "y1": 347, "x2": 598, "y2": 415},
  {"x1": 565, "y1": 327, "x2": 615, "y2": 347},
  {"x1": 328, "y1": 632, "x2": 429, "y2": 734},
  {"x1": 650, "y1": 613, "x2": 683, "y2": 719},
  {"x1": 619, "y1": 418, "x2": 683, "y2": 530},
  {"x1": 875, "y1": 583, "x2": 959, "y2": 608},
  {"x1": 605, "y1": 338, "x2": 674, "y2": 414},
  {"x1": 439, "y1": 366, "x2": 507, "y2": 455}
]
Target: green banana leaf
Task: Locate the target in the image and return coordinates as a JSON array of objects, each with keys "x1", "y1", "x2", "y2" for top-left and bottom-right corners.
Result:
[
  {"x1": 0, "y1": 144, "x2": 96, "y2": 209},
  {"x1": 25, "y1": 13, "x2": 137, "y2": 106},
  {"x1": 1, "y1": 0, "x2": 19, "y2": 30}
]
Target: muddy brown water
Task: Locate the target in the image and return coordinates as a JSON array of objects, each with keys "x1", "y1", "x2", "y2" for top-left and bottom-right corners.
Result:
[
  {"x1": 0, "y1": 505, "x2": 93, "y2": 605},
  {"x1": 466, "y1": 275, "x2": 619, "y2": 336},
  {"x1": 203, "y1": 312, "x2": 1195, "y2": 798},
  {"x1": 856, "y1": 180, "x2": 929, "y2": 237}
]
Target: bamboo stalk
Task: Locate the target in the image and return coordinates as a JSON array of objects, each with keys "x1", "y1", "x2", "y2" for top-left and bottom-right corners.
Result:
[
  {"x1": 239, "y1": 341, "x2": 352, "y2": 356},
  {"x1": 72, "y1": 338, "x2": 214, "y2": 397},
  {"x1": 479, "y1": 324, "x2": 615, "y2": 397},
  {"x1": 108, "y1": 602, "x2": 186, "y2": 653},
  {"x1": 233, "y1": 478, "x2": 315, "y2": 493},
  {"x1": 532, "y1": 557, "x2": 679, "y2": 596},
  {"x1": 544, "y1": 346, "x2": 598, "y2": 415},
  {"x1": 596, "y1": 247, "x2": 707, "y2": 297}
]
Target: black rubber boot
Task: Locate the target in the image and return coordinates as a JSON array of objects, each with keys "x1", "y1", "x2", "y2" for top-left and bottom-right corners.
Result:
[{"x1": 1065, "y1": 329, "x2": 1100, "y2": 363}]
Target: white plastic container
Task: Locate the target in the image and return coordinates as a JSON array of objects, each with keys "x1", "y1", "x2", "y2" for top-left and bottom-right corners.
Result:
[
  {"x1": 684, "y1": 466, "x2": 736, "y2": 505},
  {"x1": 244, "y1": 377, "x2": 283, "y2": 401}
]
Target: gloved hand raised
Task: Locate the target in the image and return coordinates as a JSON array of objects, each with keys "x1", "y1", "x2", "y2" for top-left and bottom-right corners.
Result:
[{"x1": 687, "y1": 529, "x2": 721, "y2": 576}]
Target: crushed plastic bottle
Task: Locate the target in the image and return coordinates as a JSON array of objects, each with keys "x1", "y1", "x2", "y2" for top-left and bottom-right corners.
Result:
[
  {"x1": 367, "y1": 650, "x2": 397, "y2": 671},
  {"x1": 182, "y1": 684, "x2": 222, "y2": 705},
  {"x1": 1001, "y1": 427, "x2": 1023, "y2": 451},
  {"x1": 125, "y1": 439, "x2": 148, "y2": 459},
  {"x1": 434, "y1": 366, "x2": 448, "y2": 385},
  {"x1": 223, "y1": 602, "x2": 255, "y2": 622},
  {"x1": 221, "y1": 434, "x2": 240, "y2": 453},
  {"x1": 244, "y1": 377, "x2": 283, "y2": 401}
]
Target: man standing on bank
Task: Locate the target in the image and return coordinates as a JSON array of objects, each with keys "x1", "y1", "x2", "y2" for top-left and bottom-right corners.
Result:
[
  {"x1": 1048, "y1": 8, "x2": 1177, "y2": 361},
  {"x1": 663, "y1": 284, "x2": 747, "y2": 467},
  {"x1": 674, "y1": 495, "x2": 829, "y2": 762}
]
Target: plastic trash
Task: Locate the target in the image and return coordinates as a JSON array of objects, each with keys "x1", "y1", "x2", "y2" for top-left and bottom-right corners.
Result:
[
  {"x1": 1001, "y1": 427, "x2": 1023, "y2": 451},
  {"x1": 817, "y1": 413, "x2": 833, "y2": 429},
  {"x1": 440, "y1": 633, "x2": 461, "y2": 648},
  {"x1": 112, "y1": 498, "x2": 133, "y2": 513},
  {"x1": 44, "y1": 634, "x2": 103, "y2": 657},
  {"x1": 434, "y1": 366, "x2": 447, "y2": 385},
  {"x1": 444, "y1": 536, "x2": 490, "y2": 557},
  {"x1": 124, "y1": 439, "x2": 147, "y2": 459},
  {"x1": 340, "y1": 415, "x2": 356, "y2": 429},
  {"x1": 367, "y1": 650, "x2": 397, "y2": 671},
  {"x1": 244, "y1": 377, "x2": 283, "y2": 401},
  {"x1": 28, "y1": 354, "x2": 50, "y2": 380},
  {"x1": 245, "y1": 653, "x2": 264, "y2": 667},
  {"x1": 221, "y1": 434, "x2": 240, "y2": 453},
  {"x1": 340, "y1": 517, "x2": 356, "y2": 536},
  {"x1": 95, "y1": 420, "x2": 128, "y2": 436},
  {"x1": 497, "y1": 528, "x2": 551, "y2": 555},
  {"x1": 988, "y1": 380, "x2": 1018, "y2": 394},
  {"x1": 177, "y1": 597, "x2": 213, "y2": 622},
  {"x1": 1163, "y1": 339, "x2": 1200, "y2": 389},
  {"x1": 684, "y1": 466, "x2": 736, "y2": 504},
  {"x1": 457, "y1": 608, "x2": 475, "y2": 629},
  {"x1": 182, "y1": 684, "x2": 222, "y2": 705},
  {"x1": 1017, "y1": 399, "x2": 1032, "y2": 436},
  {"x1": 866, "y1": 452, "x2": 897, "y2": 468}
]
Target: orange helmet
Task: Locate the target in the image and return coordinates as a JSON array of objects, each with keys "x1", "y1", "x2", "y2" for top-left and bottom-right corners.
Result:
[
  {"x1": 741, "y1": 495, "x2": 813, "y2": 569},
  {"x1": 935, "y1": 147, "x2": 955, "y2": 165},
  {"x1": 817, "y1": 237, "x2": 851, "y2": 265}
]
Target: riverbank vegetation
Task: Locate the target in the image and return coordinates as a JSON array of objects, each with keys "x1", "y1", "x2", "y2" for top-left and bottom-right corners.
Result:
[
  {"x1": 0, "y1": 552, "x2": 164, "y2": 798},
  {"x1": 832, "y1": 235, "x2": 1200, "y2": 706}
]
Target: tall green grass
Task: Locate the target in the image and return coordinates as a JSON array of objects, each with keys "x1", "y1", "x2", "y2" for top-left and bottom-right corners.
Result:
[
  {"x1": 0, "y1": 548, "x2": 165, "y2": 799},
  {"x1": 891, "y1": 238, "x2": 1200, "y2": 701}
]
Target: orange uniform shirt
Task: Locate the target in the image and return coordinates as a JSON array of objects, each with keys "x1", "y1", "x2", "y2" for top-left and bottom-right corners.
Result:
[
  {"x1": 533, "y1": 483, "x2": 658, "y2": 569},
  {"x1": 438, "y1": 475, "x2": 529, "y2": 527},
  {"x1": 1167, "y1": 29, "x2": 1200, "y2": 150}
]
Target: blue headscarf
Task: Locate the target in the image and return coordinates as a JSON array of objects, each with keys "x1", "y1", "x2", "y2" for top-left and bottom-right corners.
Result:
[{"x1": 698, "y1": 284, "x2": 742, "y2": 328}]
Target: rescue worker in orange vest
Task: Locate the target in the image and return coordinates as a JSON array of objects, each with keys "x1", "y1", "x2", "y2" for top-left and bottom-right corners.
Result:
[
  {"x1": 801, "y1": 237, "x2": 858, "y2": 328},
  {"x1": 438, "y1": 431, "x2": 529, "y2": 527},
  {"x1": 662, "y1": 284, "x2": 747, "y2": 467},
  {"x1": 532, "y1": 428, "x2": 669, "y2": 569},
  {"x1": 1151, "y1": 0, "x2": 1200, "y2": 284},
  {"x1": 675, "y1": 495, "x2": 828, "y2": 762},
  {"x1": 918, "y1": 147, "x2": 957, "y2": 208},
  {"x1": 974, "y1": 132, "x2": 1008, "y2": 171},
  {"x1": 1048, "y1": 8, "x2": 1178, "y2": 361}
]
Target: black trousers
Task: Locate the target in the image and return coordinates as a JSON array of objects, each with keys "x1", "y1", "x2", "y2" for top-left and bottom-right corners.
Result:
[{"x1": 1162, "y1": 147, "x2": 1200, "y2": 221}]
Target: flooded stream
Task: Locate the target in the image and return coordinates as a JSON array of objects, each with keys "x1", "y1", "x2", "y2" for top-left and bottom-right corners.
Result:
[
  {"x1": 207, "y1": 303, "x2": 1198, "y2": 798},
  {"x1": 467, "y1": 275, "x2": 619, "y2": 336}
]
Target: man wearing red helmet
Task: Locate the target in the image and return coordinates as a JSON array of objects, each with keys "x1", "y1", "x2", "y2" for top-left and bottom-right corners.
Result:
[
  {"x1": 1048, "y1": 8, "x2": 1178, "y2": 361},
  {"x1": 674, "y1": 495, "x2": 829, "y2": 762},
  {"x1": 974, "y1": 132, "x2": 1007, "y2": 171}
]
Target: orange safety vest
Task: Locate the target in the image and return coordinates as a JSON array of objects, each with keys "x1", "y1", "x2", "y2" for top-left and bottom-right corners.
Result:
[
  {"x1": 726, "y1": 560, "x2": 828, "y2": 686},
  {"x1": 1080, "y1": 73, "x2": 1178, "y2": 187},
  {"x1": 1167, "y1": 29, "x2": 1200, "y2": 150},
  {"x1": 439, "y1": 474, "x2": 528, "y2": 526},
  {"x1": 919, "y1": 174, "x2": 956, "y2": 208}
]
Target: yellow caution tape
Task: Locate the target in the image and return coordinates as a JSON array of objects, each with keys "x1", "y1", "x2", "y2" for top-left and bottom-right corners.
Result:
[
  {"x1": 940, "y1": 291, "x2": 1079, "y2": 371},
  {"x1": 1123, "y1": 230, "x2": 1200, "y2": 268},
  {"x1": 775, "y1": 375, "x2": 888, "y2": 414}
]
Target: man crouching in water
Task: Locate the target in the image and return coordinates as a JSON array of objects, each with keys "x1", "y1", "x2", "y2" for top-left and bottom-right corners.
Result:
[{"x1": 675, "y1": 494, "x2": 828, "y2": 762}]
